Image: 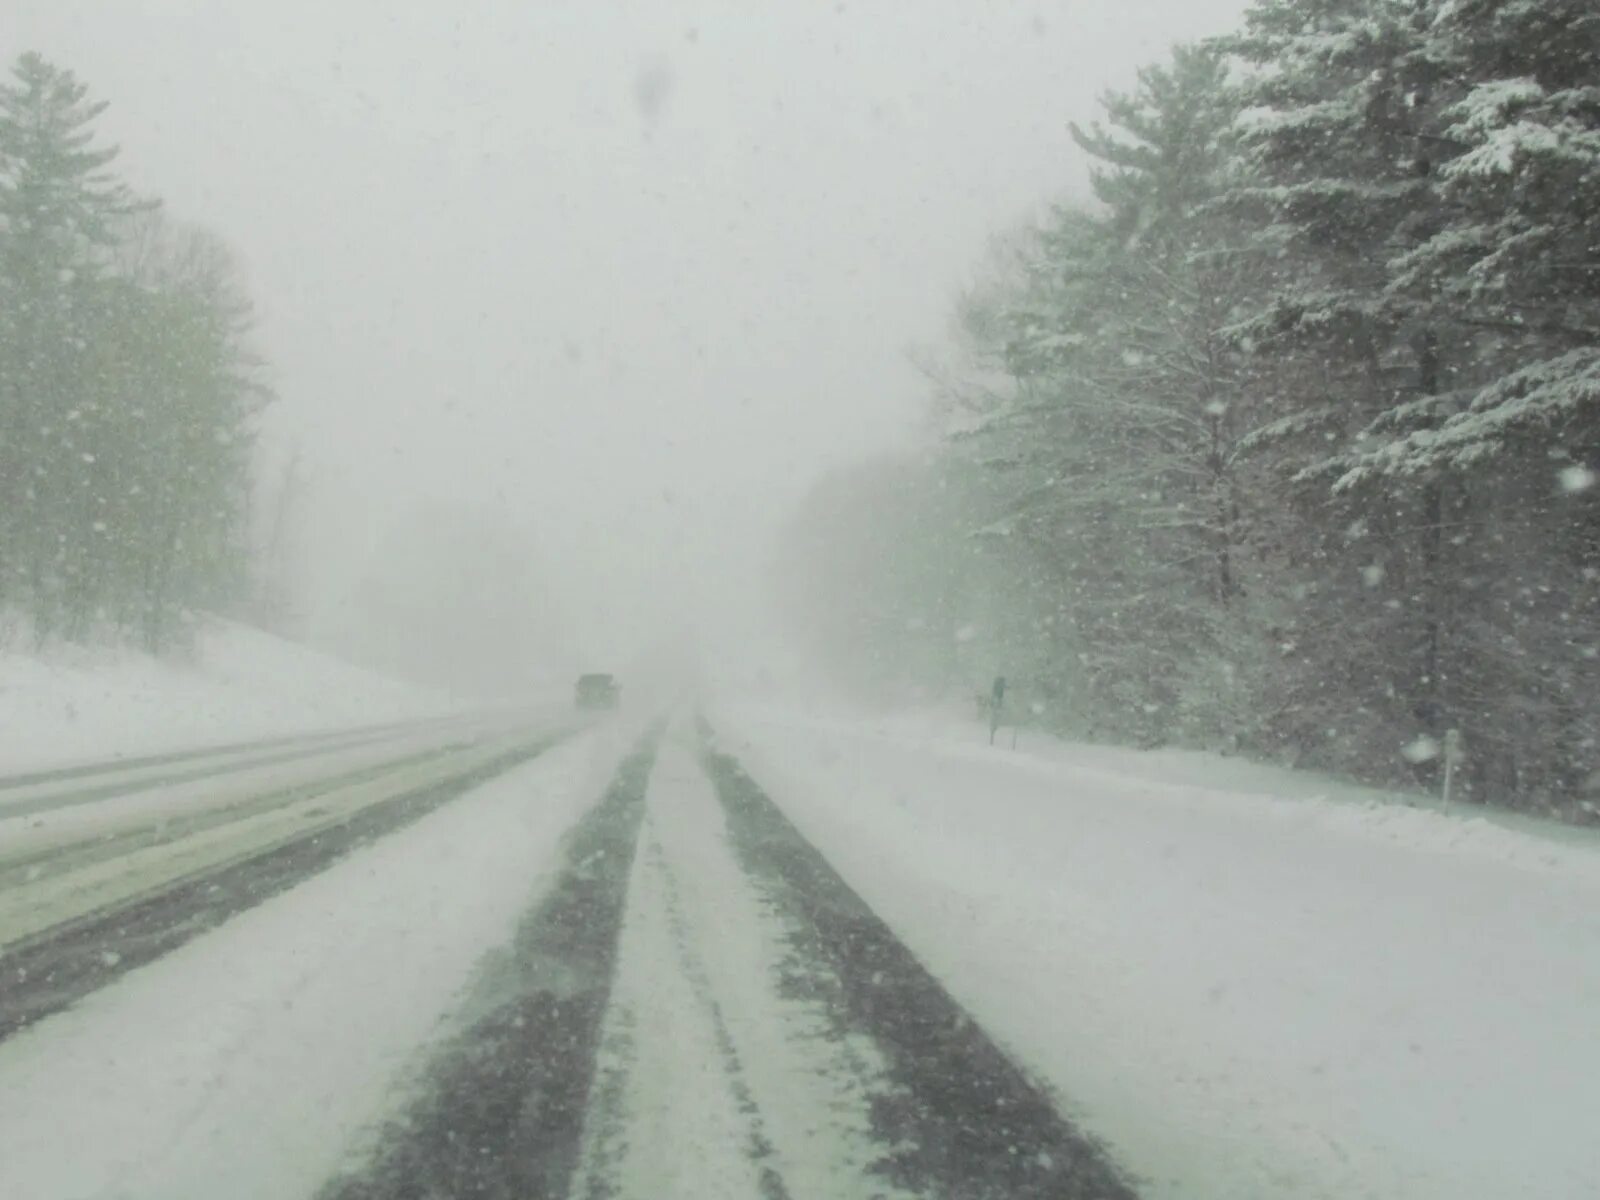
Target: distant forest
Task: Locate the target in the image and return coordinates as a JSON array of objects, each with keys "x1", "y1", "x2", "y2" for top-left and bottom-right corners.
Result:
[{"x1": 778, "y1": 0, "x2": 1600, "y2": 821}]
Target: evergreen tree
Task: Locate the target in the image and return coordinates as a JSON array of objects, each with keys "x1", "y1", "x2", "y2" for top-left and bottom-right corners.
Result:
[
  {"x1": 964, "y1": 46, "x2": 1271, "y2": 746},
  {"x1": 0, "y1": 53, "x2": 268, "y2": 651},
  {"x1": 0, "y1": 52, "x2": 147, "y2": 624},
  {"x1": 1216, "y1": 0, "x2": 1600, "y2": 802},
  {"x1": 899, "y1": 3, "x2": 1600, "y2": 813}
]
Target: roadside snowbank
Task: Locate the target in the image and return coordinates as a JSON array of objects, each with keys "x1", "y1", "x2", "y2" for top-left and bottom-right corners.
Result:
[
  {"x1": 0, "y1": 618, "x2": 455, "y2": 773},
  {"x1": 732, "y1": 699, "x2": 1600, "y2": 853},
  {"x1": 718, "y1": 704, "x2": 1600, "y2": 1200}
]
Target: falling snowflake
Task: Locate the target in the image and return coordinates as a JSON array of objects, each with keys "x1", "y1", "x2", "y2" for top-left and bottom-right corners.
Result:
[
  {"x1": 1557, "y1": 465, "x2": 1596, "y2": 494},
  {"x1": 1361, "y1": 564, "x2": 1386, "y2": 588},
  {"x1": 1402, "y1": 735, "x2": 1440, "y2": 764}
]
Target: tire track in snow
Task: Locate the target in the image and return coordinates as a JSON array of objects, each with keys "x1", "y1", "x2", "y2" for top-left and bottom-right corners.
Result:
[
  {"x1": 319, "y1": 729, "x2": 661, "y2": 1200},
  {"x1": 571, "y1": 732, "x2": 904, "y2": 1200},
  {"x1": 698, "y1": 718, "x2": 1140, "y2": 1200}
]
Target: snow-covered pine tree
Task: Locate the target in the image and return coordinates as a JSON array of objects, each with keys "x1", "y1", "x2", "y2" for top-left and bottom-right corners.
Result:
[
  {"x1": 964, "y1": 46, "x2": 1280, "y2": 747},
  {"x1": 1367, "y1": 0, "x2": 1600, "y2": 804},
  {"x1": 1369, "y1": 0, "x2": 1600, "y2": 477},
  {"x1": 1211, "y1": 0, "x2": 1599, "y2": 806},
  {"x1": 1213, "y1": 0, "x2": 1480, "y2": 776}
]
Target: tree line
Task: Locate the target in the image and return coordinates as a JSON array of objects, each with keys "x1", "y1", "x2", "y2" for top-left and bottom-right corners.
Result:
[
  {"x1": 779, "y1": 0, "x2": 1600, "y2": 818},
  {"x1": 0, "y1": 52, "x2": 266, "y2": 652}
]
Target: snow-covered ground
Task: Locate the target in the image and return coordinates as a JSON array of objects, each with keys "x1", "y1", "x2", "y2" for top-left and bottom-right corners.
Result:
[
  {"x1": 716, "y1": 703, "x2": 1600, "y2": 1200},
  {"x1": 0, "y1": 618, "x2": 461, "y2": 773},
  {"x1": 0, "y1": 728, "x2": 624, "y2": 1200},
  {"x1": 7, "y1": 690, "x2": 1594, "y2": 1199}
]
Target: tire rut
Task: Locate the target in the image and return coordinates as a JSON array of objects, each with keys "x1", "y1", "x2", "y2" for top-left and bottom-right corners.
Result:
[
  {"x1": 319, "y1": 730, "x2": 661, "y2": 1200},
  {"x1": 697, "y1": 719, "x2": 1140, "y2": 1200}
]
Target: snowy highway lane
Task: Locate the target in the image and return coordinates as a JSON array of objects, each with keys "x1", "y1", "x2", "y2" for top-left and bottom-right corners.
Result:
[
  {"x1": 0, "y1": 709, "x2": 575, "y2": 1038},
  {"x1": 326, "y1": 720, "x2": 1131, "y2": 1200},
  {"x1": 0, "y1": 723, "x2": 631, "y2": 1200},
  {"x1": 8, "y1": 700, "x2": 1590, "y2": 1200},
  {"x1": 0, "y1": 713, "x2": 1140, "y2": 1200},
  {"x1": 0, "y1": 711, "x2": 496, "y2": 821},
  {"x1": 717, "y1": 706, "x2": 1600, "y2": 1200}
]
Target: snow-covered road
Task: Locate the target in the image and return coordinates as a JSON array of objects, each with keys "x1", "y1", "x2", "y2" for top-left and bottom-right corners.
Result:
[
  {"x1": 570, "y1": 733, "x2": 901, "y2": 1200},
  {"x1": 0, "y1": 712, "x2": 569, "y2": 986},
  {"x1": 0, "y1": 727, "x2": 620, "y2": 1199},
  {"x1": 4, "y1": 699, "x2": 1590, "y2": 1199},
  {"x1": 0, "y1": 711, "x2": 488, "y2": 821},
  {"x1": 0, "y1": 712, "x2": 1139, "y2": 1199},
  {"x1": 717, "y1": 705, "x2": 1600, "y2": 1200},
  {"x1": 324, "y1": 720, "x2": 1128, "y2": 1199}
]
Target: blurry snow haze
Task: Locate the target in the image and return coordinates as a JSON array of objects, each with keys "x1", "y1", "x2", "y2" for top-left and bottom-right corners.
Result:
[{"x1": 7, "y1": 0, "x2": 1247, "y2": 694}]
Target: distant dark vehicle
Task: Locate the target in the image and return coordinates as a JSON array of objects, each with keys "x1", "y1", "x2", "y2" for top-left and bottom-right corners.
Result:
[{"x1": 574, "y1": 673, "x2": 620, "y2": 710}]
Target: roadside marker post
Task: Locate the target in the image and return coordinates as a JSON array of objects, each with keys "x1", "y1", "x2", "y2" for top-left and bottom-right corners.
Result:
[
  {"x1": 989, "y1": 675, "x2": 1006, "y2": 746},
  {"x1": 1442, "y1": 728, "x2": 1462, "y2": 810}
]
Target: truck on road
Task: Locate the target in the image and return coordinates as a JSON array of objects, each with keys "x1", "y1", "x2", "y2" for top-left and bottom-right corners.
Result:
[{"x1": 574, "y1": 673, "x2": 620, "y2": 710}]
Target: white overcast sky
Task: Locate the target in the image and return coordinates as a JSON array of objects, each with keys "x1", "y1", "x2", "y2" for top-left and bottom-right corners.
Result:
[{"x1": 7, "y1": 0, "x2": 1249, "y2": 665}]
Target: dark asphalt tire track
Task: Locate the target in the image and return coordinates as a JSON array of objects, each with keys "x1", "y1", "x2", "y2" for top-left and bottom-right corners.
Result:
[
  {"x1": 0, "y1": 733, "x2": 564, "y2": 1045},
  {"x1": 698, "y1": 720, "x2": 1140, "y2": 1200},
  {"x1": 320, "y1": 731, "x2": 661, "y2": 1200}
]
